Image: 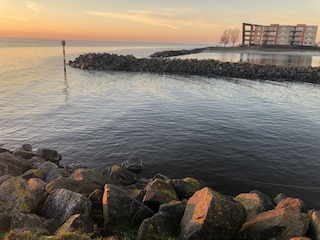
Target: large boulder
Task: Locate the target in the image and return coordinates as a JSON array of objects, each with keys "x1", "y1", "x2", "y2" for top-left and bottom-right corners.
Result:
[
  {"x1": 234, "y1": 191, "x2": 275, "y2": 220},
  {"x1": 137, "y1": 201, "x2": 186, "y2": 240},
  {"x1": 0, "y1": 177, "x2": 37, "y2": 231},
  {"x1": 27, "y1": 178, "x2": 48, "y2": 206},
  {"x1": 136, "y1": 212, "x2": 179, "y2": 240},
  {"x1": 308, "y1": 209, "x2": 320, "y2": 240},
  {"x1": 10, "y1": 213, "x2": 58, "y2": 234},
  {"x1": 55, "y1": 214, "x2": 94, "y2": 235},
  {"x1": 103, "y1": 184, "x2": 154, "y2": 228},
  {"x1": 37, "y1": 161, "x2": 63, "y2": 183},
  {"x1": 36, "y1": 148, "x2": 61, "y2": 164},
  {"x1": 46, "y1": 168, "x2": 108, "y2": 194},
  {"x1": 104, "y1": 165, "x2": 138, "y2": 186},
  {"x1": 39, "y1": 188, "x2": 92, "y2": 224},
  {"x1": 0, "y1": 177, "x2": 36, "y2": 215},
  {"x1": 142, "y1": 179, "x2": 179, "y2": 211},
  {"x1": 121, "y1": 156, "x2": 143, "y2": 173},
  {"x1": 179, "y1": 187, "x2": 246, "y2": 240},
  {"x1": 276, "y1": 197, "x2": 305, "y2": 212},
  {"x1": 235, "y1": 206, "x2": 310, "y2": 240},
  {"x1": 169, "y1": 177, "x2": 205, "y2": 200},
  {"x1": 0, "y1": 152, "x2": 31, "y2": 177}
]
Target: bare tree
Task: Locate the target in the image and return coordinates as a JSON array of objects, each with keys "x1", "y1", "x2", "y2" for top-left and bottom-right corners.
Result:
[
  {"x1": 220, "y1": 29, "x2": 230, "y2": 47},
  {"x1": 230, "y1": 28, "x2": 240, "y2": 47}
]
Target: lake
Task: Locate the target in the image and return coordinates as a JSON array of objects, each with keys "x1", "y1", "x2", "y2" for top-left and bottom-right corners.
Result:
[{"x1": 1, "y1": 38, "x2": 320, "y2": 209}]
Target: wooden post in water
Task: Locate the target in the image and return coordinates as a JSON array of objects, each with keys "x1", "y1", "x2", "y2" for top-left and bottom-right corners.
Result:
[{"x1": 62, "y1": 40, "x2": 66, "y2": 73}]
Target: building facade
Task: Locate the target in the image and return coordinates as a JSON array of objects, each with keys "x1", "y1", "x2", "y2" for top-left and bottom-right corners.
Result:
[{"x1": 242, "y1": 23, "x2": 318, "y2": 47}]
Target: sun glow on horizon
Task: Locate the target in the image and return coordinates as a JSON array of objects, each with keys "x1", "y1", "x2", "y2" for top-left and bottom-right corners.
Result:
[{"x1": 0, "y1": 1, "x2": 319, "y2": 44}]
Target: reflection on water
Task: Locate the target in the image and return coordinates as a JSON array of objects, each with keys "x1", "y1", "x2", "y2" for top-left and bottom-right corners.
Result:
[{"x1": 177, "y1": 51, "x2": 320, "y2": 67}]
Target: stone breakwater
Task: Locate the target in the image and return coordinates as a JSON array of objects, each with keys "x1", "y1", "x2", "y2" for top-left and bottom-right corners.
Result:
[
  {"x1": 1, "y1": 144, "x2": 320, "y2": 239},
  {"x1": 69, "y1": 52, "x2": 320, "y2": 84}
]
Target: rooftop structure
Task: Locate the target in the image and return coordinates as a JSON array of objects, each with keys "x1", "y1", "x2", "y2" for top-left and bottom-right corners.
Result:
[{"x1": 242, "y1": 23, "x2": 318, "y2": 47}]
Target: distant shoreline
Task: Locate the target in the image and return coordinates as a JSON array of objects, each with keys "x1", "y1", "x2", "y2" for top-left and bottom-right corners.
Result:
[{"x1": 150, "y1": 46, "x2": 320, "y2": 58}]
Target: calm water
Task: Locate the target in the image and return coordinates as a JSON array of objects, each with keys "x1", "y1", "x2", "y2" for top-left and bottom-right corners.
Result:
[
  {"x1": 1, "y1": 38, "x2": 320, "y2": 209},
  {"x1": 177, "y1": 51, "x2": 320, "y2": 67}
]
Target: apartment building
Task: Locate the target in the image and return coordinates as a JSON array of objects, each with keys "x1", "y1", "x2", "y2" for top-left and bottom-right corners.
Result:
[{"x1": 242, "y1": 23, "x2": 318, "y2": 47}]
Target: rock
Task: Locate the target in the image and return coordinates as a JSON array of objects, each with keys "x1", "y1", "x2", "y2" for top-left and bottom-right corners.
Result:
[
  {"x1": 69, "y1": 52, "x2": 320, "y2": 84},
  {"x1": 70, "y1": 168, "x2": 107, "y2": 186},
  {"x1": 153, "y1": 173, "x2": 171, "y2": 181},
  {"x1": 179, "y1": 187, "x2": 246, "y2": 240},
  {"x1": 55, "y1": 214, "x2": 94, "y2": 235},
  {"x1": 21, "y1": 168, "x2": 45, "y2": 180},
  {"x1": 103, "y1": 184, "x2": 154, "y2": 228},
  {"x1": 236, "y1": 206, "x2": 310, "y2": 240},
  {"x1": 234, "y1": 191, "x2": 275, "y2": 220},
  {"x1": 88, "y1": 189, "x2": 104, "y2": 214},
  {"x1": 28, "y1": 156, "x2": 46, "y2": 169},
  {"x1": 0, "y1": 214, "x2": 12, "y2": 232},
  {"x1": 274, "y1": 192, "x2": 287, "y2": 205},
  {"x1": 308, "y1": 209, "x2": 320, "y2": 240},
  {"x1": 121, "y1": 156, "x2": 143, "y2": 173},
  {"x1": 159, "y1": 200, "x2": 186, "y2": 220},
  {"x1": 169, "y1": 177, "x2": 205, "y2": 200},
  {"x1": 88, "y1": 189, "x2": 104, "y2": 226},
  {"x1": 36, "y1": 148, "x2": 61, "y2": 163},
  {"x1": 12, "y1": 148, "x2": 38, "y2": 160},
  {"x1": 104, "y1": 165, "x2": 138, "y2": 186},
  {"x1": 142, "y1": 179, "x2": 179, "y2": 211},
  {"x1": 21, "y1": 143, "x2": 32, "y2": 151},
  {"x1": 0, "y1": 147, "x2": 10, "y2": 153},
  {"x1": 136, "y1": 212, "x2": 179, "y2": 240},
  {"x1": 250, "y1": 190, "x2": 275, "y2": 210},
  {"x1": 136, "y1": 200, "x2": 186, "y2": 240},
  {"x1": 39, "y1": 188, "x2": 92, "y2": 224},
  {"x1": 0, "y1": 177, "x2": 36, "y2": 216},
  {"x1": 10, "y1": 213, "x2": 58, "y2": 234},
  {"x1": 276, "y1": 197, "x2": 305, "y2": 212},
  {"x1": 46, "y1": 168, "x2": 108, "y2": 194},
  {"x1": 290, "y1": 237, "x2": 312, "y2": 240},
  {"x1": 37, "y1": 161, "x2": 62, "y2": 182},
  {"x1": 0, "y1": 152, "x2": 31, "y2": 177},
  {"x1": 27, "y1": 178, "x2": 47, "y2": 205},
  {"x1": 0, "y1": 175, "x2": 14, "y2": 185}
]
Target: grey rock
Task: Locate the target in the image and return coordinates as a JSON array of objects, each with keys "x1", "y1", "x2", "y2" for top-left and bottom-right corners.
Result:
[
  {"x1": 0, "y1": 152, "x2": 31, "y2": 177},
  {"x1": 10, "y1": 213, "x2": 58, "y2": 234},
  {"x1": 39, "y1": 188, "x2": 92, "y2": 224},
  {"x1": 169, "y1": 177, "x2": 205, "y2": 200},
  {"x1": 136, "y1": 212, "x2": 179, "y2": 240},
  {"x1": 274, "y1": 192, "x2": 287, "y2": 205},
  {"x1": 0, "y1": 177, "x2": 36, "y2": 216},
  {"x1": 308, "y1": 209, "x2": 320, "y2": 240},
  {"x1": 121, "y1": 156, "x2": 143, "y2": 173},
  {"x1": 103, "y1": 184, "x2": 154, "y2": 228},
  {"x1": 236, "y1": 206, "x2": 310, "y2": 240},
  {"x1": 36, "y1": 148, "x2": 61, "y2": 163},
  {"x1": 143, "y1": 179, "x2": 179, "y2": 211},
  {"x1": 38, "y1": 161, "x2": 62, "y2": 182},
  {"x1": 179, "y1": 187, "x2": 246, "y2": 240},
  {"x1": 55, "y1": 214, "x2": 94, "y2": 235},
  {"x1": 234, "y1": 191, "x2": 275, "y2": 221},
  {"x1": 104, "y1": 165, "x2": 138, "y2": 186}
]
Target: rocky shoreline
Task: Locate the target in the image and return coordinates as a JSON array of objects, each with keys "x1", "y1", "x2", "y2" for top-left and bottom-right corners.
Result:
[
  {"x1": 69, "y1": 52, "x2": 320, "y2": 84},
  {"x1": 1, "y1": 144, "x2": 320, "y2": 239}
]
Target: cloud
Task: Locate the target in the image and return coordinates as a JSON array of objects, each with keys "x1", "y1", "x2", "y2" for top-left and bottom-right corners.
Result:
[
  {"x1": 4, "y1": 16, "x2": 28, "y2": 22},
  {"x1": 86, "y1": 8, "x2": 204, "y2": 30},
  {"x1": 26, "y1": 1, "x2": 42, "y2": 12}
]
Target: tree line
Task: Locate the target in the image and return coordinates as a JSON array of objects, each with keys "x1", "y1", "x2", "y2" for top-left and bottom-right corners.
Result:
[{"x1": 220, "y1": 28, "x2": 241, "y2": 47}]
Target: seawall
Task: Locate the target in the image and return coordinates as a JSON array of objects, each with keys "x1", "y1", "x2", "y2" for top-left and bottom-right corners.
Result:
[{"x1": 69, "y1": 52, "x2": 320, "y2": 84}]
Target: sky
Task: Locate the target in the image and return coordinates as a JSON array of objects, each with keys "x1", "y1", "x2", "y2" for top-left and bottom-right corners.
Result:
[{"x1": 1, "y1": 0, "x2": 320, "y2": 44}]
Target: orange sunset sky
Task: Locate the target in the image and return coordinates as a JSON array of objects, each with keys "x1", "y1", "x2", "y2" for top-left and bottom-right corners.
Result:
[{"x1": 1, "y1": 0, "x2": 320, "y2": 44}]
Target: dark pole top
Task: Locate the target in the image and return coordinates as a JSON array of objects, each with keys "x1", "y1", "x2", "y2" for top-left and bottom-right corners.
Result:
[{"x1": 62, "y1": 40, "x2": 65, "y2": 46}]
